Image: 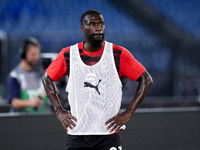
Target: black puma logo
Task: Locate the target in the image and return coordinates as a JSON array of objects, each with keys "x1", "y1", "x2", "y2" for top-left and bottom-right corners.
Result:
[{"x1": 84, "y1": 79, "x2": 102, "y2": 95}]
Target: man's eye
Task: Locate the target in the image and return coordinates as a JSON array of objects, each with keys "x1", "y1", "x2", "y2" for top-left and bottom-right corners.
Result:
[{"x1": 90, "y1": 23, "x2": 94, "y2": 26}]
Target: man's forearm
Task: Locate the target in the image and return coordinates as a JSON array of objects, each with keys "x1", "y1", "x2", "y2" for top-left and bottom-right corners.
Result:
[
  {"x1": 11, "y1": 98, "x2": 32, "y2": 109},
  {"x1": 42, "y1": 72, "x2": 63, "y2": 112},
  {"x1": 127, "y1": 70, "x2": 153, "y2": 114},
  {"x1": 105, "y1": 70, "x2": 153, "y2": 132},
  {"x1": 42, "y1": 72, "x2": 77, "y2": 131}
]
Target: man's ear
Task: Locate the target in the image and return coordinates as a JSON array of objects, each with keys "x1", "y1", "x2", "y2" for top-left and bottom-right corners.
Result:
[{"x1": 80, "y1": 26, "x2": 85, "y2": 34}]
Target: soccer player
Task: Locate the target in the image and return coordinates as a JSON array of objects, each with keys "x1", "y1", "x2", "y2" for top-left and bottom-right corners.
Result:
[{"x1": 42, "y1": 9, "x2": 153, "y2": 150}]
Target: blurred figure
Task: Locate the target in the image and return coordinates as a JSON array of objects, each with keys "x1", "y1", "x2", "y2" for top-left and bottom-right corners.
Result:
[{"x1": 7, "y1": 37, "x2": 50, "y2": 113}]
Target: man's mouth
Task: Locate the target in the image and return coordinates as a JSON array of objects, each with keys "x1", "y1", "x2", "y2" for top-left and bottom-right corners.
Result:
[{"x1": 93, "y1": 34, "x2": 103, "y2": 37}]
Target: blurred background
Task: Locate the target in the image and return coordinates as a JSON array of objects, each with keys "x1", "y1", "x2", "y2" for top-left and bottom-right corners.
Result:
[
  {"x1": 0, "y1": 0, "x2": 200, "y2": 149},
  {"x1": 1, "y1": 0, "x2": 200, "y2": 105}
]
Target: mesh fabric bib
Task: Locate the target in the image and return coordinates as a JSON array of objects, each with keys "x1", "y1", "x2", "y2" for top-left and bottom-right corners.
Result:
[{"x1": 66, "y1": 41, "x2": 123, "y2": 135}]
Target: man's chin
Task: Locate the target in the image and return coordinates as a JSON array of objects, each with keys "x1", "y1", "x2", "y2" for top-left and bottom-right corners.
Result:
[
  {"x1": 90, "y1": 39, "x2": 104, "y2": 46},
  {"x1": 26, "y1": 61, "x2": 38, "y2": 69}
]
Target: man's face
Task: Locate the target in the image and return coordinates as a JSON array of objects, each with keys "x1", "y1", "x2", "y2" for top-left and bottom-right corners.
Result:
[
  {"x1": 25, "y1": 45, "x2": 40, "y2": 68},
  {"x1": 81, "y1": 14, "x2": 105, "y2": 45}
]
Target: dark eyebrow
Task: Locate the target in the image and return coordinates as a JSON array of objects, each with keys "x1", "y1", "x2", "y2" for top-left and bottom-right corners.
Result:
[{"x1": 89, "y1": 20, "x2": 104, "y2": 23}]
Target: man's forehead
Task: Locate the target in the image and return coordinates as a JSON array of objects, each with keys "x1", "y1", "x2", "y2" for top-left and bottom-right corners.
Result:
[{"x1": 84, "y1": 14, "x2": 104, "y2": 22}]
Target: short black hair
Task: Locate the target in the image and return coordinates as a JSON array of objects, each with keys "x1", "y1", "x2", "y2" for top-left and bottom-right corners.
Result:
[{"x1": 81, "y1": 9, "x2": 102, "y2": 26}]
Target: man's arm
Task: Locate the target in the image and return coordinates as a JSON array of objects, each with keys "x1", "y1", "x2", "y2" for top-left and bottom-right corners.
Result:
[
  {"x1": 7, "y1": 76, "x2": 42, "y2": 109},
  {"x1": 42, "y1": 72, "x2": 77, "y2": 132},
  {"x1": 11, "y1": 97, "x2": 42, "y2": 109},
  {"x1": 105, "y1": 70, "x2": 153, "y2": 133}
]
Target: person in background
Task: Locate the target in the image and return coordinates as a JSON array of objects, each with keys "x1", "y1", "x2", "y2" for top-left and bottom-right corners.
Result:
[{"x1": 7, "y1": 37, "x2": 50, "y2": 113}]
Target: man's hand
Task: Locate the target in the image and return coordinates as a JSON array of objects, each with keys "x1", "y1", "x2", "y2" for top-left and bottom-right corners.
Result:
[
  {"x1": 42, "y1": 73, "x2": 77, "y2": 132},
  {"x1": 30, "y1": 97, "x2": 42, "y2": 108},
  {"x1": 56, "y1": 110, "x2": 77, "y2": 132},
  {"x1": 105, "y1": 70, "x2": 153, "y2": 133},
  {"x1": 105, "y1": 111, "x2": 132, "y2": 133}
]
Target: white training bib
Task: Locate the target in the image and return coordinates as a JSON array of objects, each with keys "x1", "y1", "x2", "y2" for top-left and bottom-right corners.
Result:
[{"x1": 66, "y1": 41, "x2": 123, "y2": 135}]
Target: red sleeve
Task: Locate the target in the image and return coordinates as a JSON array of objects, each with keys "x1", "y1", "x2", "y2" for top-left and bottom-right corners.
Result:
[
  {"x1": 119, "y1": 47, "x2": 145, "y2": 81},
  {"x1": 46, "y1": 47, "x2": 69, "y2": 81}
]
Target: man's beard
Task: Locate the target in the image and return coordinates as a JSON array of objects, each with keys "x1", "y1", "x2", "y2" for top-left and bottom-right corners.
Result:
[
  {"x1": 87, "y1": 33, "x2": 105, "y2": 46},
  {"x1": 25, "y1": 59, "x2": 38, "y2": 69}
]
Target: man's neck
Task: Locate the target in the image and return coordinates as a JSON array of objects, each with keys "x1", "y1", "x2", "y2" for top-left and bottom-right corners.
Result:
[
  {"x1": 83, "y1": 41, "x2": 104, "y2": 52},
  {"x1": 21, "y1": 60, "x2": 34, "y2": 71}
]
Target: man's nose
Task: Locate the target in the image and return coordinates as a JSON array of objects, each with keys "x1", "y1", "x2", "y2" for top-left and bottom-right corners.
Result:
[{"x1": 95, "y1": 24, "x2": 102, "y2": 31}]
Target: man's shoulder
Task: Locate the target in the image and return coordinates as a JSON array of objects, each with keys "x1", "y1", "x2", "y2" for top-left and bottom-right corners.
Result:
[
  {"x1": 60, "y1": 42, "x2": 83, "y2": 55},
  {"x1": 9, "y1": 64, "x2": 22, "y2": 78},
  {"x1": 112, "y1": 43, "x2": 127, "y2": 51},
  {"x1": 111, "y1": 43, "x2": 129, "y2": 56},
  {"x1": 61, "y1": 46, "x2": 70, "y2": 54}
]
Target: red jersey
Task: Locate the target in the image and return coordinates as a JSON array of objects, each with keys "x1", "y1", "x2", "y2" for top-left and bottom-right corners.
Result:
[{"x1": 46, "y1": 41, "x2": 145, "y2": 82}]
